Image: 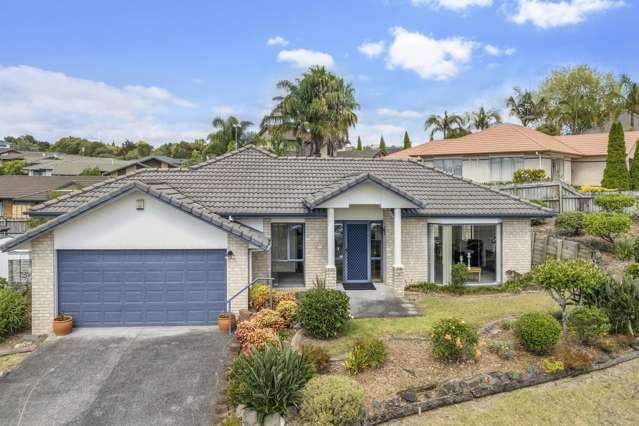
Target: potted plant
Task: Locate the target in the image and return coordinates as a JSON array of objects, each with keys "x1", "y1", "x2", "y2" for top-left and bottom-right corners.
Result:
[
  {"x1": 52, "y1": 313, "x2": 73, "y2": 336},
  {"x1": 218, "y1": 312, "x2": 236, "y2": 333}
]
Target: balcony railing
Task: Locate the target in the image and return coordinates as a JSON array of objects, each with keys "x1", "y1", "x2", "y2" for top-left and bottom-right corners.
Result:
[{"x1": 0, "y1": 217, "x2": 29, "y2": 236}]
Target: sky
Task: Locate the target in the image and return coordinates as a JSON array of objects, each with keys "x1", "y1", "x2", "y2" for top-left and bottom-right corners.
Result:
[{"x1": 1, "y1": 0, "x2": 637, "y2": 147}]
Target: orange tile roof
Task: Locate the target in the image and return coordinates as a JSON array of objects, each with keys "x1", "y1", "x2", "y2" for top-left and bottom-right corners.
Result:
[
  {"x1": 385, "y1": 124, "x2": 639, "y2": 159},
  {"x1": 556, "y1": 131, "x2": 639, "y2": 157}
]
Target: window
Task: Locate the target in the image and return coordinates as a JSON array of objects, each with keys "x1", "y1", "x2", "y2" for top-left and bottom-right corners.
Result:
[
  {"x1": 271, "y1": 223, "x2": 305, "y2": 286},
  {"x1": 335, "y1": 224, "x2": 344, "y2": 283},
  {"x1": 490, "y1": 157, "x2": 524, "y2": 182},
  {"x1": 433, "y1": 159, "x2": 463, "y2": 176},
  {"x1": 370, "y1": 223, "x2": 383, "y2": 281}
]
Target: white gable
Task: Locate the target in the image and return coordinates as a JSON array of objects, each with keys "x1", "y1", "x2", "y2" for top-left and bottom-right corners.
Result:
[{"x1": 316, "y1": 180, "x2": 420, "y2": 209}]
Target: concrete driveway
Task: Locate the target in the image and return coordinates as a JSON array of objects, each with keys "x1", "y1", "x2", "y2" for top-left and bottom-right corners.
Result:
[{"x1": 0, "y1": 327, "x2": 231, "y2": 426}]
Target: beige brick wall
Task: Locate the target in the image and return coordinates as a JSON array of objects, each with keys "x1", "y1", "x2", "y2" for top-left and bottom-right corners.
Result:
[
  {"x1": 227, "y1": 235, "x2": 249, "y2": 313},
  {"x1": 502, "y1": 219, "x2": 532, "y2": 278},
  {"x1": 251, "y1": 219, "x2": 271, "y2": 280},
  {"x1": 304, "y1": 218, "x2": 328, "y2": 287},
  {"x1": 31, "y1": 232, "x2": 56, "y2": 335},
  {"x1": 383, "y1": 210, "x2": 428, "y2": 290},
  {"x1": 383, "y1": 210, "x2": 394, "y2": 287}
]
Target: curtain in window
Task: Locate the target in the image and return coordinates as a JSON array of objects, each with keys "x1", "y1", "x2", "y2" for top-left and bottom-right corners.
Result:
[{"x1": 271, "y1": 224, "x2": 288, "y2": 260}]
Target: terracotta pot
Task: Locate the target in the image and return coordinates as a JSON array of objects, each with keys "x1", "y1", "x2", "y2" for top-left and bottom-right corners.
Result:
[
  {"x1": 52, "y1": 314, "x2": 73, "y2": 336},
  {"x1": 218, "y1": 312, "x2": 237, "y2": 333}
]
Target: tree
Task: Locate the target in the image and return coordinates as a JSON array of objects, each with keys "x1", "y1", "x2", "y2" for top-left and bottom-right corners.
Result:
[
  {"x1": 402, "y1": 131, "x2": 411, "y2": 149},
  {"x1": 584, "y1": 212, "x2": 631, "y2": 246},
  {"x1": 531, "y1": 259, "x2": 608, "y2": 330},
  {"x1": 3, "y1": 135, "x2": 50, "y2": 151},
  {"x1": 135, "y1": 140, "x2": 153, "y2": 157},
  {"x1": 379, "y1": 135, "x2": 386, "y2": 151},
  {"x1": 79, "y1": 166, "x2": 102, "y2": 176},
  {"x1": 262, "y1": 66, "x2": 359, "y2": 157},
  {"x1": 630, "y1": 139, "x2": 639, "y2": 189},
  {"x1": 0, "y1": 160, "x2": 26, "y2": 175},
  {"x1": 117, "y1": 140, "x2": 137, "y2": 158},
  {"x1": 602, "y1": 122, "x2": 630, "y2": 189},
  {"x1": 539, "y1": 65, "x2": 619, "y2": 134},
  {"x1": 470, "y1": 106, "x2": 501, "y2": 130},
  {"x1": 620, "y1": 74, "x2": 639, "y2": 129},
  {"x1": 356, "y1": 136, "x2": 363, "y2": 151},
  {"x1": 207, "y1": 116, "x2": 253, "y2": 156},
  {"x1": 424, "y1": 111, "x2": 464, "y2": 139},
  {"x1": 506, "y1": 88, "x2": 547, "y2": 127}
]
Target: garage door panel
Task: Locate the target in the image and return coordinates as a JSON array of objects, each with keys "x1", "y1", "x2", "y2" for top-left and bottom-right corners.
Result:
[{"x1": 58, "y1": 249, "x2": 227, "y2": 326}]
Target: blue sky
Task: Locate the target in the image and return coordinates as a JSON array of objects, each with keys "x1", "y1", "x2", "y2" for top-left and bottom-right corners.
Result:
[{"x1": 1, "y1": 0, "x2": 637, "y2": 147}]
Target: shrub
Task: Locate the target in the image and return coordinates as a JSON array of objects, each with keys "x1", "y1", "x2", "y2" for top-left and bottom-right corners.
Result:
[
  {"x1": 579, "y1": 185, "x2": 616, "y2": 193},
  {"x1": 567, "y1": 306, "x2": 610, "y2": 344},
  {"x1": 299, "y1": 375, "x2": 364, "y2": 426},
  {"x1": 554, "y1": 211, "x2": 585, "y2": 236},
  {"x1": 584, "y1": 278, "x2": 639, "y2": 335},
  {"x1": 0, "y1": 277, "x2": 8, "y2": 289},
  {"x1": 513, "y1": 168, "x2": 547, "y2": 183},
  {"x1": 556, "y1": 345, "x2": 594, "y2": 370},
  {"x1": 273, "y1": 291, "x2": 296, "y2": 306},
  {"x1": 614, "y1": 238, "x2": 635, "y2": 260},
  {"x1": 584, "y1": 212, "x2": 631, "y2": 245},
  {"x1": 344, "y1": 337, "x2": 387, "y2": 374},
  {"x1": 515, "y1": 312, "x2": 562, "y2": 354},
  {"x1": 276, "y1": 300, "x2": 298, "y2": 326},
  {"x1": 488, "y1": 340, "x2": 514, "y2": 360},
  {"x1": 633, "y1": 239, "x2": 639, "y2": 262},
  {"x1": 227, "y1": 343, "x2": 314, "y2": 422},
  {"x1": 252, "y1": 309, "x2": 286, "y2": 330},
  {"x1": 450, "y1": 263, "x2": 468, "y2": 290},
  {"x1": 593, "y1": 194, "x2": 636, "y2": 212},
  {"x1": 602, "y1": 122, "x2": 630, "y2": 190},
  {"x1": 531, "y1": 259, "x2": 608, "y2": 329},
  {"x1": 626, "y1": 263, "x2": 639, "y2": 279},
  {"x1": 542, "y1": 358, "x2": 565, "y2": 374},
  {"x1": 249, "y1": 283, "x2": 271, "y2": 311},
  {"x1": 502, "y1": 272, "x2": 539, "y2": 292},
  {"x1": 298, "y1": 288, "x2": 350, "y2": 339},
  {"x1": 234, "y1": 320, "x2": 279, "y2": 352},
  {"x1": 300, "y1": 344, "x2": 331, "y2": 373},
  {"x1": 0, "y1": 288, "x2": 28, "y2": 338},
  {"x1": 431, "y1": 318, "x2": 479, "y2": 361}
]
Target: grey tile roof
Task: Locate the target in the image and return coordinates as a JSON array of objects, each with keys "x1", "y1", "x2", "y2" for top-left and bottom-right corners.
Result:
[
  {"x1": 23, "y1": 152, "x2": 130, "y2": 175},
  {"x1": 0, "y1": 176, "x2": 107, "y2": 201},
  {"x1": 1, "y1": 181, "x2": 269, "y2": 252},
  {"x1": 104, "y1": 155, "x2": 184, "y2": 174},
  {"x1": 29, "y1": 145, "x2": 553, "y2": 218}
]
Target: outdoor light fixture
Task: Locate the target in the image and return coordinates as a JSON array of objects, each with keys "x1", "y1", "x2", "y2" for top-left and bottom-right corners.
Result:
[
  {"x1": 226, "y1": 250, "x2": 234, "y2": 258},
  {"x1": 136, "y1": 199, "x2": 145, "y2": 210}
]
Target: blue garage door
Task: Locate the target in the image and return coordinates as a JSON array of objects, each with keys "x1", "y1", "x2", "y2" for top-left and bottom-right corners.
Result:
[{"x1": 57, "y1": 250, "x2": 227, "y2": 326}]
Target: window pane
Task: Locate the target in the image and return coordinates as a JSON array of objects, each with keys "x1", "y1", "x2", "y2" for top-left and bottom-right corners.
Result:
[
  {"x1": 453, "y1": 159, "x2": 463, "y2": 177},
  {"x1": 271, "y1": 224, "x2": 288, "y2": 260},
  {"x1": 371, "y1": 259, "x2": 382, "y2": 281},
  {"x1": 371, "y1": 223, "x2": 382, "y2": 258},
  {"x1": 289, "y1": 224, "x2": 304, "y2": 260},
  {"x1": 490, "y1": 158, "x2": 501, "y2": 182}
]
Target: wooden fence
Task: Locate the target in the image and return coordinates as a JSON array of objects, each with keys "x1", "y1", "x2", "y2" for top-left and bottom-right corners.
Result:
[
  {"x1": 0, "y1": 218, "x2": 29, "y2": 236},
  {"x1": 531, "y1": 232, "x2": 601, "y2": 266}
]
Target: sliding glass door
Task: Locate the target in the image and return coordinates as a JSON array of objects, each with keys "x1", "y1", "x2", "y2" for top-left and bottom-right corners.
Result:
[{"x1": 429, "y1": 223, "x2": 501, "y2": 285}]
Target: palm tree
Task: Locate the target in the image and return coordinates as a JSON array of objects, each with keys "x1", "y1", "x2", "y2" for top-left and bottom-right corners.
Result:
[
  {"x1": 207, "y1": 116, "x2": 253, "y2": 156},
  {"x1": 506, "y1": 88, "x2": 547, "y2": 127},
  {"x1": 424, "y1": 111, "x2": 464, "y2": 139},
  {"x1": 262, "y1": 66, "x2": 359, "y2": 156},
  {"x1": 557, "y1": 95, "x2": 597, "y2": 135},
  {"x1": 620, "y1": 74, "x2": 639, "y2": 128},
  {"x1": 470, "y1": 106, "x2": 502, "y2": 130}
]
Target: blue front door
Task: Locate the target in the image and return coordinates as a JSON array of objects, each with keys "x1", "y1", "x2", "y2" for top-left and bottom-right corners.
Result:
[{"x1": 345, "y1": 223, "x2": 370, "y2": 283}]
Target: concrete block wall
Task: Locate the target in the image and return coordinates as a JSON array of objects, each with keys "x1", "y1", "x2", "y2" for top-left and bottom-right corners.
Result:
[
  {"x1": 304, "y1": 218, "x2": 330, "y2": 288},
  {"x1": 227, "y1": 235, "x2": 249, "y2": 313},
  {"x1": 502, "y1": 219, "x2": 532, "y2": 278},
  {"x1": 251, "y1": 219, "x2": 271, "y2": 280},
  {"x1": 383, "y1": 210, "x2": 428, "y2": 291},
  {"x1": 30, "y1": 232, "x2": 55, "y2": 335}
]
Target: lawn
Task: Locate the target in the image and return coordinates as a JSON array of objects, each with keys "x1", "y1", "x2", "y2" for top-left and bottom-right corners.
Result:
[
  {"x1": 395, "y1": 357, "x2": 639, "y2": 425},
  {"x1": 313, "y1": 291, "x2": 557, "y2": 355}
]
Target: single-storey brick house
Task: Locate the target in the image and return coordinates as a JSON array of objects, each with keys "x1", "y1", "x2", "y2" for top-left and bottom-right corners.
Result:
[{"x1": 1, "y1": 146, "x2": 552, "y2": 334}]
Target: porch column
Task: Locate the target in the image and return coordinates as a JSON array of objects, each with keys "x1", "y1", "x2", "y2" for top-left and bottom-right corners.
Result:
[
  {"x1": 325, "y1": 208, "x2": 337, "y2": 289},
  {"x1": 392, "y1": 208, "x2": 405, "y2": 295}
]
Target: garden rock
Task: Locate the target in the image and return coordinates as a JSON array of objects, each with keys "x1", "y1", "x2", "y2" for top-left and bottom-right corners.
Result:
[{"x1": 399, "y1": 389, "x2": 417, "y2": 402}]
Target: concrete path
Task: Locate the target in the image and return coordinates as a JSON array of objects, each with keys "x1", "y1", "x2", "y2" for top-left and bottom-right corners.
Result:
[
  {"x1": 0, "y1": 326, "x2": 231, "y2": 426},
  {"x1": 341, "y1": 284, "x2": 420, "y2": 318}
]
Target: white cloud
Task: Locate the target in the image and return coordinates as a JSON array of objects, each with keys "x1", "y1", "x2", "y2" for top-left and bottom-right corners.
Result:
[
  {"x1": 0, "y1": 65, "x2": 207, "y2": 144},
  {"x1": 510, "y1": 0, "x2": 624, "y2": 29},
  {"x1": 385, "y1": 27, "x2": 478, "y2": 80},
  {"x1": 484, "y1": 44, "x2": 517, "y2": 56},
  {"x1": 377, "y1": 108, "x2": 423, "y2": 119},
  {"x1": 277, "y1": 49, "x2": 335, "y2": 68},
  {"x1": 358, "y1": 41, "x2": 385, "y2": 58},
  {"x1": 411, "y1": 0, "x2": 493, "y2": 11},
  {"x1": 352, "y1": 123, "x2": 407, "y2": 147},
  {"x1": 267, "y1": 36, "x2": 289, "y2": 47},
  {"x1": 212, "y1": 105, "x2": 238, "y2": 116}
]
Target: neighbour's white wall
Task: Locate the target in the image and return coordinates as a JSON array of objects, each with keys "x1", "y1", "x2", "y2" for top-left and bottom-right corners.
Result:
[
  {"x1": 563, "y1": 159, "x2": 572, "y2": 185},
  {"x1": 571, "y1": 158, "x2": 606, "y2": 187},
  {"x1": 317, "y1": 181, "x2": 418, "y2": 209},
  {"x1": 462, "y1": 159, "x2": 491, "y2": 183},
  {"x1": 54, "y1": 192, "x2": 229, "y2": 250}
]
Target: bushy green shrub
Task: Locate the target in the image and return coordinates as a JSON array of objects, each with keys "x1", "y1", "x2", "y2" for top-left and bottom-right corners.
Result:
[
  {"x1": 299, "y1": 375, "x2": 364, "y2": 426},
  {"x1": 584, "y1": 212, "x2": 631, "y2": 245},
  {"x1": 298, "y1": 289, "x2": 350, "y2": 339},
  {"x1": 488, "y1": 340, "x2": 514, "y2": 360},
  {"x1": 584, "y1": 278, "x2": 639, "y2": 335},
  {"x1": 0, "y1": 288, "x2": 28, "y2": 338},
  {"x1": 275, "y1": 300, "x2": 298, "y2": 326},
  {"x1": 513, "y1": 168, "x2": 547, "y2": 183},
  {"x1": 614, "y1": 238, "x2": 635, "y2": 260},
  {"x1": 602, "y1": 122, "x2": 630, "y2": 190},
  {"x1": 567, "y1": 306, "x2": 610, "y2": 344},
  {"x1": 502, "y1": 272, "x2": 539, "y2": 292},
  {"x1": 625, "y1": 263, "x2": 639, "y2": 279},
  {"x1": 431, "y1": 318, "x2": 479, "y2": 361},
  {"x1": 227, "y1": 343, "x2": 314, "y2": 422},
  {"x1": 300, "y1": 344, "x2": 331, "y2": 373},
  {"x1": 450, "y1": 263, "x2": 468, "y2": 290},
  {"x1": 344, "y1": 337, "x2": 387, "y2": 374},
  {"x1": 0, "y1": 277, "x2": 8, "y2": 289},
  {"x1": 514, "y1": 312, "x2": 562, "y2": 354},
  {"x1": 633, "y1": 239, "x2": 639, "y2": 262},
  {"x1": 554, "y1": 211, "x2": 585, "y2": 236},
  {"x1": 593, "y1": 194, "x2": 636, "y2": 212}
]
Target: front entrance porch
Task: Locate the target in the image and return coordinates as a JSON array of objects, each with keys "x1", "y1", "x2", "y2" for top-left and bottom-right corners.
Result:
[{"x1": 340, "y1": 283, "x2": 419, "y2": 318}]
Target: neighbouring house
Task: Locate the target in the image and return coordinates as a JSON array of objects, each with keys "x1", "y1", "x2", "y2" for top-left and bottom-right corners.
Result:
[
  {"x1": 386, "y1": 124, "x2": 639, "y2": 187},
  {"x1": 336, "y1": 147, "x2": 401, "y2": 159},
  {"x1": 103, "y1": 155, "x2": 184, "y2": 177},
  {"x1": 1, "y1": 146, "x2": 551, "y2": 334}
]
